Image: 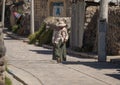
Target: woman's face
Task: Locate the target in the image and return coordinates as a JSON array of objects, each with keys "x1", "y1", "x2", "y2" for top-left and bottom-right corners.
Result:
[{"x1": 58, "y1": 26, "x2": 63, "y2": 30}]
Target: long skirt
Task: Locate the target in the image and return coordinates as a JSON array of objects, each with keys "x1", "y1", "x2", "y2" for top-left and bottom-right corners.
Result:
[{"x1": 52, "y1": 41, "x2": 66, "y2": 61}]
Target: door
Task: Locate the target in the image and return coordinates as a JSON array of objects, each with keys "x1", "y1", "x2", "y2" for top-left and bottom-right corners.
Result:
[{"x1": 52, "y1": 2, "x2": 64, "y2": 17}]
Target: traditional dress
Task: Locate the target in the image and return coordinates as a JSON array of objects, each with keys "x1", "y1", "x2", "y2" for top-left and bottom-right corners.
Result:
[{"x1": 52, "y1": 21, "x2": 68, "y2": 63}]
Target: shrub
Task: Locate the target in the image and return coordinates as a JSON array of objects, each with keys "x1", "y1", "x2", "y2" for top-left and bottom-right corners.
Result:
[
  {"x1": 28, "y1": 23, "x2": 46, "y2": 44},
  {"x1": 28, "y1": 32, "x2": 38, "y2": 44},
  {"x1": 38, "y1": 29, "x2": 53, "y2": 46},
  {"x1": 5, "y1": 77, "x2": 12, "y2": 85},
  {"x1": 28, "y1": 22, "x2": 71, "y2": 47},
  {"x1": 12, "y1": 24, "x2": 19, "y2": 33}
]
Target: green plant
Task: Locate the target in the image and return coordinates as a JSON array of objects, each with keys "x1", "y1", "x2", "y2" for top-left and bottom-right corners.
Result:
[
  {"x1": 38, "y1": 29, "x2": 53, "y2": 46},
  {"x1": 28, "y1": 23, "x2": 46, "y2": 44},
  {"x1": 28, "y1": 32, "x2": 38, "y2": 44},
  {"x1": 12, "y1": 25, "x2": 19, "y2": 33},
  {"x1": 18, "y1": 9, "x2": 23, "y2": 14},
  {"x1": 5, "y1": 77, "x2": 12, "y2": 85}
]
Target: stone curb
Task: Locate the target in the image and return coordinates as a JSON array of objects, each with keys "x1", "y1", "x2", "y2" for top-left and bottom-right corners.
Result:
[
  {"x1": 4, "y1": 31, "x2": 29, "y2": 42},
  {"x1": 7, "y1": 65, "x2": 43, "y2": 85},
  {"x1": 7, "y1": 69, "x2": 27, "y2": 85},
  {"x1": 110, "y1": 59, "x2": 120, "y2": 64},
  {"x1": 6, "y1": 71, "x2": 24, "y2": 85}
]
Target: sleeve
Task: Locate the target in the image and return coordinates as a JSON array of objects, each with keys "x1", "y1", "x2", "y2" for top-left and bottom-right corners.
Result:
[
  {"x1": 61, "y1": 27, "x2": 69, "y2": 42},
  {"x1": 52, "y1": 31, "x2": 55, "y2": 44}
]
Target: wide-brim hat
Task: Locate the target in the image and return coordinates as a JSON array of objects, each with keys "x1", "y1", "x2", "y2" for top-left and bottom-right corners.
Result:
[
  {"x1": 6, "y1": 1, "x2": 13, "y2": 5},
  {"x1": 56, "y1": 21, "x2": 66, "y2": 27}
]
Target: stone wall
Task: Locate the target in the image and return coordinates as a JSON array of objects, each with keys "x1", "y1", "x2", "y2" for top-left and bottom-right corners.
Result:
[
  {"x1": 83, "y1": 6, "x2": 120, "y2": 55},
  {"x1": 34, "y1": 0, "x2": 48, "y2": 30},
  {"x1": 83, "y1": 6, "x2": 98, "y2": 52},
  {"x1": 107, "y1": 6, "x2": 120, "y2": 55},
  {"x1": 0, "y1": 23, "x2": 5, "y2": 85},
  {"x1": 0, "y1": 1, "x2": 5, "y2": 85}
]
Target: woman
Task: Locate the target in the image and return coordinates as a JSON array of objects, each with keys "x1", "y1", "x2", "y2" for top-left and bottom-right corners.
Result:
[{"x1": 52, "y1": 20, "x2": 69, "y2": 63}]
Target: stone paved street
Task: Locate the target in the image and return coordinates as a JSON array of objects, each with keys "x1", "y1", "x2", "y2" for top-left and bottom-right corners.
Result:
[{"x1": 4, "y1": 34, "x2": 120, "y2": 85}]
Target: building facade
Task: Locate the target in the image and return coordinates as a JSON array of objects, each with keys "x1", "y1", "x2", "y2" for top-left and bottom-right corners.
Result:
[{"x1": 34, "y1": 0, "x2": 71, "y2": 29}]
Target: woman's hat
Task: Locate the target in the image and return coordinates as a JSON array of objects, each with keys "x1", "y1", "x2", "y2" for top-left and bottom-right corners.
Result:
[{"x1": 56, "y1": 20, "x2": 66, "y2": 27}]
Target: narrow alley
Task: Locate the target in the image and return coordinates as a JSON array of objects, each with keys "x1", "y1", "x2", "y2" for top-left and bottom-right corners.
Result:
[{"x1": 4, "y1": 34, "x2": 120, "y2": 85}]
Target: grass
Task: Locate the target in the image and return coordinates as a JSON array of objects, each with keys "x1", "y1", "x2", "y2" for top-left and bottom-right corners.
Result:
[{"x1": 5, "y1": 77, "x2": 12, "y2": 85}]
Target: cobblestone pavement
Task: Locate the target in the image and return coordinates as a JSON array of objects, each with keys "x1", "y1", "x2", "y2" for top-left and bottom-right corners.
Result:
[{"x1": 4, "y1": 34, "x2": 120, "y2": 85}]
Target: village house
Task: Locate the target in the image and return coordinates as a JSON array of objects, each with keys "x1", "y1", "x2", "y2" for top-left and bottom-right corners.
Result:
[
  {"x1": 34, "y1": 0, "x2": 92, "y2": 29},
  {"x1": 34, "y1": 0, "x2": 71, "y2": 29}
]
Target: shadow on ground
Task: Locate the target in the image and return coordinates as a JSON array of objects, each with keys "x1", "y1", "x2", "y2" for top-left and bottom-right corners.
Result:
[
  {"x1": 29, "y1": 49, "x2": 52, "y2": 55},
  {"x1": 67, "y1": 52, "x2": 97, "y2": 59},
  {"x1": 106, "y1": 74, "x2": 120, "y2": 80},
  {"x1": 62, "y1": 61, "x2": 120, "y2": 69},
  {"x1": 62, "y1": 61, "x2": 120, "y2": 80}
]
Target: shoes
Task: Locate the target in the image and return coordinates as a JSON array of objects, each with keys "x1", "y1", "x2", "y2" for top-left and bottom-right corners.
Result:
[
  {"x1": 52, "y1": 57, "x2": 57, "y2": 60},
  {"x1": 57, "y1": 58, "x2": 61, "y2": 63},
  {"x1": 63, "y1": 58, "x2": 66, "y2": 61},
  {"x1": 56, "y1": 57, "x2": 67, "y2": 63}
]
